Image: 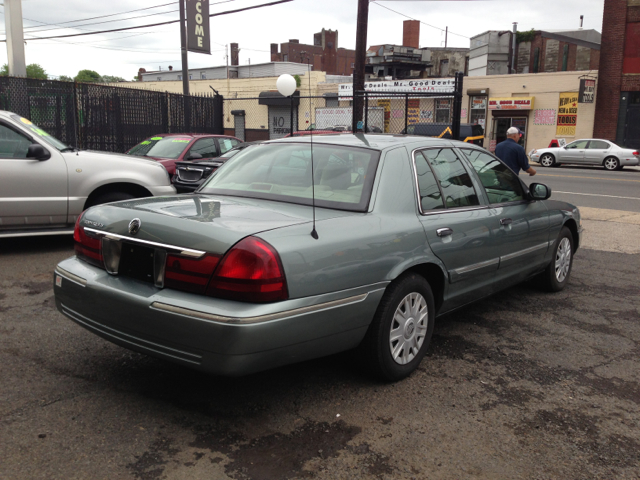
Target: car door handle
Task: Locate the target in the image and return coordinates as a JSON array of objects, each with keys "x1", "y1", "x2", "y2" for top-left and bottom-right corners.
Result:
[
  {"x1": 500, "y1": 218, "x2": 513, "y2": 226},
  {"x1": 437, "y1": 228, "x2": 453, "y2": 237}
]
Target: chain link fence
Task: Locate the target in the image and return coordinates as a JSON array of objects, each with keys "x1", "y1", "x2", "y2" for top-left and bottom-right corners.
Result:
[
  {"x1": 222, "y1": 74, "x2": 464, "y2": 141},
  {"x1": 0, "y1": 77, "x2": 223, "y2": 152}
]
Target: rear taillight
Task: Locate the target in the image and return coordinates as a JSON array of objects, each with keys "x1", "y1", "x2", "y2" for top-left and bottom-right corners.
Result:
[
  {"x1": 633, "y1": 151, "x2": 639, "y2": 156},
  {"x1": 164, "y1": 253, "x2": 220, "y2": 294},
  {"x1": 73, "y1": 213, "x2": 104, "y2": 268},
  {"x1": 206, "y1": 236, "x2": 288, "y2": 303}
]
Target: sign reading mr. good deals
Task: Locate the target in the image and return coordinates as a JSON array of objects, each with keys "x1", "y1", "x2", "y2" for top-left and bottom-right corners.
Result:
[
  {"x1": 338, "y1": 78, "x2": 456, "y2": 98},
  {"x1": 488, "y1": 97, "x2": 535, "y2": 110},
  {"x1": 186, "y1": 0, "x2": 210, "y2": 54},
  {"x1": 557, "y1": 92, "x2": 579, "y2": 136},
  {"x1": 578, "y1": 79, "x2": 596, "y2": 104}
]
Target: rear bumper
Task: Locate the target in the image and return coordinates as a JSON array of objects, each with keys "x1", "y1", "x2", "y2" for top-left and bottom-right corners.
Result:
[
  {"x1": 53, "y1": 257, "x2": 385, "y2": 376},
  {"x1": 621, "y1": 157, "x2": 639, "y2": 166}
]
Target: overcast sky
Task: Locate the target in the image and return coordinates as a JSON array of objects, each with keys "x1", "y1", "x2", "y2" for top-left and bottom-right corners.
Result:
[{"x1": 0, "y1": 0, "x2": 605, "y2": 80}]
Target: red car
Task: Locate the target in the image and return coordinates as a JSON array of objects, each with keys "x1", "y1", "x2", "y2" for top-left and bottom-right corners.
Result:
[{"x1": 126, "y1": 134, "x2": 242, "y2": 175}]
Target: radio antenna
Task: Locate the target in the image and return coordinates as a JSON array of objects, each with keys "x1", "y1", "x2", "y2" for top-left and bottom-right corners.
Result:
[{"x1": 306, "y1": 53, "x2": 319, "y2": 240}]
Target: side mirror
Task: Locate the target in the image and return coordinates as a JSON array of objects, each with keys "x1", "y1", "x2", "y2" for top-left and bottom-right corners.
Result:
[
  {"x1": 529, "y1": 183, "x2": 551, "y2": 201},
  {"x1": 186, "y1": 152, "x2": 203, "y2": 160},
  {"x1": 27, "y1": 143, "x2": 50, "y2": 161}
]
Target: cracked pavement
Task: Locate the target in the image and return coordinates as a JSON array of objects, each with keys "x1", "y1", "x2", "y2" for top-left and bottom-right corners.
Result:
[{"x1": 1, "y1": 215, "x2": 639, "y2": 479}]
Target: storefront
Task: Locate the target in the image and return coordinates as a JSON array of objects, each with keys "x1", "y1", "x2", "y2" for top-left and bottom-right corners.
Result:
[
  {"x1": 487, "y1": 97, "x2": 535, "y2": 151},
  {"x1": 462, "y1": 71, "x2": 598, "y2": 153}
]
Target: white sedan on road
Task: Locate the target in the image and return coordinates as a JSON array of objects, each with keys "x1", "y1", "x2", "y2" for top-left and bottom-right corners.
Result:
[{"x1": 529, "y1": 139, "x2": 639, "y2": 171}]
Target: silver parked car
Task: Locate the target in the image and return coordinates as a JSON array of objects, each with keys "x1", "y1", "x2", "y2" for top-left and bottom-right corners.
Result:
[
  {"x1": 529, "y1": 139, "x2": 639, "y2": 171},
  {"x1": 0, "y1": 111, "x2": 176, "y2": 238},
  {"x1": 54, "y1": 135, "x2": 582, "y2": 382}
]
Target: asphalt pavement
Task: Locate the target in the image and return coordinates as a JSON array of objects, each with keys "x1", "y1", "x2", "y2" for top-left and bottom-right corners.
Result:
[
  {"x1": 524, "y1": 163, "x2": 640, "y2": 213},
  {"x1": 1, "y1": 171, "x2": 639, "y2": 479}
]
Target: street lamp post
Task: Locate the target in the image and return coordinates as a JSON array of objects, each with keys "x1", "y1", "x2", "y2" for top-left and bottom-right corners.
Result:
[{"x1": 277, "y1": 74, "x2": 297, "y2": 136}]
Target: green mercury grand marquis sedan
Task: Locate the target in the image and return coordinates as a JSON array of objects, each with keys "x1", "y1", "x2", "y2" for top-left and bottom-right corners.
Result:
[{"x1": 53, "y1": 134, "x2": 582, "y2": 381}]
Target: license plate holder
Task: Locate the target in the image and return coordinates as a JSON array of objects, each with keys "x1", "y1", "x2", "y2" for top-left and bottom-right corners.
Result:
[{"x1": 119, "y1": 243, "x2": 155, "y2": 283}]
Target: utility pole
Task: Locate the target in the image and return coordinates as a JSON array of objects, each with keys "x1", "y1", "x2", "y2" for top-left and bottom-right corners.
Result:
[
  {"x1": 445, "y1": 27, "x2": 448, "y2": 48},
  {"x1": 5, "y1": 0, "x2": 27, "y2": 77},
  {"x1": 178, "y1": 0, "x2": 190, "y2": 129},
  {"x1": 351, "y1": 0, "x2": 369, "y2": 132}
]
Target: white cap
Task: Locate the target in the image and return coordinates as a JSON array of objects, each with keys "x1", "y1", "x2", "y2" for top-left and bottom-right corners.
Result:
[{"x1": 507, "y1": 126, "x2": 520, "y2": 135}]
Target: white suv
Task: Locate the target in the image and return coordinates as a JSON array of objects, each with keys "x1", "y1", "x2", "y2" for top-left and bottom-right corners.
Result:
[{"x1": 0, "y1": 111, "x2": 176, "y2": 238}]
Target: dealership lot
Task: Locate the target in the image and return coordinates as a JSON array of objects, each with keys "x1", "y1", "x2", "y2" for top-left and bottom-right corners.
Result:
[{"x1": 1, "y1": 176, "x2": 639, "y2": 479}]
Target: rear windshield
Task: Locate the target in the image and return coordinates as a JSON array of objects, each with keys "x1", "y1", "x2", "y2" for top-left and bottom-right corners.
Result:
[
  {"x1": 129, "y1": 136, "x2": 191, "y2": 159},
  {"x1": 198, "y1": 143, "x2": 381, "y2": 212}
]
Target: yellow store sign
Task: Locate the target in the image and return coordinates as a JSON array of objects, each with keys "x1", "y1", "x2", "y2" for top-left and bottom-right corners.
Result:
[{"x1": 556, "y1": 92, "x2": 579, "y2": 136}]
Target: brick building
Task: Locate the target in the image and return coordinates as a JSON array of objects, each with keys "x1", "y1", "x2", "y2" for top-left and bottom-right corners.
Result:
[
  {"x1": 594, "y1": 0, "x2": 640, "y2": 149},
  {"x1": 270, "y1": 29, "x2": 356, "y2": 76},
  {"x1": 516, "y1": 30, "x2": 600, "y2": 73}
]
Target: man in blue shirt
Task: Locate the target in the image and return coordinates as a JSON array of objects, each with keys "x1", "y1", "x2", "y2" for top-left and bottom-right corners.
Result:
[{"x1": 495, "y1": 127, "x2": 537, "y2": 176}]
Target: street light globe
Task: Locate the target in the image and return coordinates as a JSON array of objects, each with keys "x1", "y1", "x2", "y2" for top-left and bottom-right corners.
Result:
[{"x1": 276, "y1": 74, "x2": 297, "y2": 97}]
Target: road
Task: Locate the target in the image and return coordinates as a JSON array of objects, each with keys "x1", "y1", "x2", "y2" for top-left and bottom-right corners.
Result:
[{"x1": 524, "y1": 164, "x2": 640, "y2": 213}]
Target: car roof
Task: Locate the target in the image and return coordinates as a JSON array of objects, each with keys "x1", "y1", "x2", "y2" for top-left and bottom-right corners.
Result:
[
  {"x1": 269, "y1": 133, "x2": 466, "y2": 151},
  {"x1": 148, "y1": 133, "x2": 238, "y2": 139}
]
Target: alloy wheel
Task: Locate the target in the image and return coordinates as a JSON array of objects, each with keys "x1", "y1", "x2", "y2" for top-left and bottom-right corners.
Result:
[
  {"x1": 604, "y1": 158, "x2": 618, "y2": 170},
  {"x1": 555, "y1": 237, "x2": 572, "y2": 283},
  {"x1": 389, "y1": 292, "x2": 428, "y2": 365},
  {"x1": 540, "y1": 154, "x2": 554, "y2": 167}
]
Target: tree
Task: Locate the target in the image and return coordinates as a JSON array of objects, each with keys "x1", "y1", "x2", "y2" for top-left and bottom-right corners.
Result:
[
  {"x1": 0, "y1": 63, "x2": 48, "y2": 79},
  {"x1": 294, "y1": 74, "x2": 301, "y2": 88},
  {"x1": 58, "y1": 75, "x2": 73, "y2": 82},
  {"x1": 100, "y1": 75, "x2": 126, "y2": 83},
  {"x1": 74, "y1": 69, "x2": 101, "y2": 83}
]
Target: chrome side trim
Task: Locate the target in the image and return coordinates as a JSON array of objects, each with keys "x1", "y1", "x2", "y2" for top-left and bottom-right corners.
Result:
[
  {"x1": 0, "y1": 229, "x2": 74, "y2": 238},
  {"x1": 55, "y1": 266, "x2": 87, "y2": 287},
  {"x1": 83, "y1": 227, "x2": 205, "y2": 258},
  {"x1": 150, "y1": 293, "x2": 369, "y2": 325},
  {"x1": 500, "y1": 242, "x2": 550, "y2": 263},
  {"x1": 451, "y1": 257, "x2": 500, "y2": 276}
]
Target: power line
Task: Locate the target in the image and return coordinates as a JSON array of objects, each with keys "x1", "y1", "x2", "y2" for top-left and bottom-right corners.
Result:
[
  {"x1": 1, "y1": 1, "x2": 238, "y2": 36},
  {"x1": 370, "y1": 1, "x2": 470, "y2": 39},
  {"x1": 0, "y1": 0, "x2": 294, "y2": 42}
]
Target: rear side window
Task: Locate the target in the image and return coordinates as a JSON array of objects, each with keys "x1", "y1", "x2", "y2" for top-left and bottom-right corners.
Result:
[
  {"x1": 189, "y1": 138, "x2": 218, "y2": 158},
  {"x1": 417, "y1": 148, "x2": 479, "y2": 209},
  {"x1": 461, "y1": 148, "x2": 524, "y2": 204},
  {"x1": 219, "y1": 138, "x2": 239, "y2": 154},
  {"x1": 588, "y1": 140, "x2": 610, "y2": 150},
  {"x1": 414, "y1": 152, "x2": 445, "y2": 211}
]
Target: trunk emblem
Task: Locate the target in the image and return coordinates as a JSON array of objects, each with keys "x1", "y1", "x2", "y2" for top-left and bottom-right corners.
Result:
[{"x1": 128, "y1": 218, "x2": 142, "y2": 235}]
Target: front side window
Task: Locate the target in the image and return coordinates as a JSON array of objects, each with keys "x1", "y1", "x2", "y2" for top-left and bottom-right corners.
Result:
[
  {"x1": 566, "y1": 140, "x2": 589, "y2": 149},
  {"x1": 0, "y1": 124, "x2": 33, "y2": 158},
  {"x1": 9, "y1": 114, "x2": 69, "y2": 151},
  {"x1": 199, "y1": 143, "x2": 381, "y2": 212},
  {"x1": 189, "y1": 138, "x2": 218, "y2": 158},
  {"x1": 417, "y1": 148, "x2": 479, "y2": 209},
  {"x1": 461, "y1": 148, "x2": 525, "y2": 204}
]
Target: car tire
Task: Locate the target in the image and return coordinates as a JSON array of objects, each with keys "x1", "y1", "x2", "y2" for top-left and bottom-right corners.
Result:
[
  {"x1": 603, "y1": 156, "x2": 620, "y2": 171},
  {"x1": 359, "y1": 273, "x2": 435, "y2": 382},
  {"x1": 539, "y1": 226, "x2": 574, "y2": 292},
  {"x1": 539, "y1": 153, "x2": 556, "y2": 167},
  {"x1": 88, "y1": 191, "x2": 136, "y2": 208}
]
